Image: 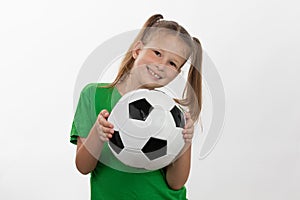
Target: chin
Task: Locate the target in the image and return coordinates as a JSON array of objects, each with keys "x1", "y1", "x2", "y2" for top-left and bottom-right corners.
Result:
[{"x1": 142, "y1": 83, "x2": 164, "y2": 89}]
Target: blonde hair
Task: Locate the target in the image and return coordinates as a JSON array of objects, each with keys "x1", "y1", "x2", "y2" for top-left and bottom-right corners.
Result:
[{"x1": 104, "y1": 14, "x2": 202, "y2": 122}]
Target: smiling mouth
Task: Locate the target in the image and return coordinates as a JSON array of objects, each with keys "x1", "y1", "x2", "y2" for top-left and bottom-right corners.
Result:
[{"x1": 146, "y1": 66, "x2": 162, "y2": 79}]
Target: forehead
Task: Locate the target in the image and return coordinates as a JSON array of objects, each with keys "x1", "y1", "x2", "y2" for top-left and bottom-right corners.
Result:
[{"x1": 144, "y1": 32, "x2": 191, "y2": 61}]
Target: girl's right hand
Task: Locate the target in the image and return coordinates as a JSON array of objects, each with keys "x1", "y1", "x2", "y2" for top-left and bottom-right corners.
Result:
[{"x1": 95, "y1": 109, "x2": 115, "y2": 142}]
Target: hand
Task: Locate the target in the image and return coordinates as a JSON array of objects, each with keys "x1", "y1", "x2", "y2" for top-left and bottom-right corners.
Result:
[
  {"x1": 182, "y1": 112, "x2": 194, "y2": 144},
  {"x1": 170, "y1": 112, "x2": 194, "y2": 162},
  {"x1": 95, "y1": 109, "x2": 115, "y2": 142}
]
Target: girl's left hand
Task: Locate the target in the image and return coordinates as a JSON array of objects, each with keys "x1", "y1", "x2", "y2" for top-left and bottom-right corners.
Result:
[{"x1": 182, "y1": 112, "x2": 194, "y2": 144}]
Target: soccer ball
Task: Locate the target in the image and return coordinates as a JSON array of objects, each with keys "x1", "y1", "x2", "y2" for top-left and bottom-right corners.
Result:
[{"x1": 107, "y1": 89, "x2": 186, "y2": 171}]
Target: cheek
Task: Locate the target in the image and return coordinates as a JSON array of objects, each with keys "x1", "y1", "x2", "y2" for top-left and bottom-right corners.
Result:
[
  {"x1": 135, "y1": 56, "x2": 148, "y2": 67},
  {"x1": 133, "y1": 58, "x2": 145, "y2": 69},
  {"x1": 137, "y1": 51, "x2": 157, "y2": 64},
  {"x1": 167, "y1": 70, "x2": 179, "y2": 80}
]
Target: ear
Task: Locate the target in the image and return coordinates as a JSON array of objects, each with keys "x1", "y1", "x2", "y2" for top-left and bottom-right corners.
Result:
[{"x1": 132, "y1": 41, "x2": 144, "y2": 59}]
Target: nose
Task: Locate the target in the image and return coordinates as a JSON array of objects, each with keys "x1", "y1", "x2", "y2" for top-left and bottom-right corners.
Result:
[
  {"x1": 155, "y1": 58, "x2": 169, "y2": 71},
  {"x1": 155, "y1": 64, "x2": 164, "y2": 71}
]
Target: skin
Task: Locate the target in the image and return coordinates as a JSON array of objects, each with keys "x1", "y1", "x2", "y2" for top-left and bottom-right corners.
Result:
[{"x1": 75, "y1": 34, "x2": 195, "y2": 190}]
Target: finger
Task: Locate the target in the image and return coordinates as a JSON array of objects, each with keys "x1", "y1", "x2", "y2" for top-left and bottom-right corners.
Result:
[
  {"x1": 182, "y1": 128, "x2": 194, "y2": 141},
  {"x1": 183, "y1": 128, "x2": 193, "y2": 135},
  {"x1": 183, "y1": 124, "x2": 194, "y2": 134},
  {"x1": 102, "y1": 126, "x2": 115, "y2": 134},
  {"x1": 184, "y1": 112, "x2": 194, "y2": 129},
  {"x1": 102, "y1": 133, "x2": 113, "y2": 139},
  {"x1": 185, "y1": 120, "x2": 194, "y2": 129},
  {"x1": 183, "y1": 133, "x2": 193, "y2": 140},
  {"x1": 99, "y1": 134, "x2": 109, "y2": 142},
  {"x1": 100, "y1": 109, "x2": 109, "y2": 118},
  {"x1": 184, "y1": 112, "x2": 191, "y2": 121},
  {"x1": 98, "y1": 114, "x2": 114, "y2": 128},
  {"x1": 98, "y1": 129, "x2": 113, "y2": 141},
  {"x1": 100, "y1": 109, "x2": 111, "y2": 122},
  {"x1": 186, "y1": 127, "x2": 194, "y2": 134}
]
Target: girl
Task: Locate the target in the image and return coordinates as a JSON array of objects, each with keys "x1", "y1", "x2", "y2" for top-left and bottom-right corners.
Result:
[{"x1": 70, "y1": 14, "x2": 202, "y2": 200}]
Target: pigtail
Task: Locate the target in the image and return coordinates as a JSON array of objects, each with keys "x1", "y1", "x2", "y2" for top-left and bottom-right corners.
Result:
[
  {"x1": 106, "y1": 14, "x2": 163, "y2": 88},
  {"x1": 176, "y1": 37, "x2": 203, "y2": 122}
]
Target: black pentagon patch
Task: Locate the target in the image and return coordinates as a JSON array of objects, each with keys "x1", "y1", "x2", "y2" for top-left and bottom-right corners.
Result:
[
  {"x1": 170, "y1": 106, "x2": 185, "y2": 128},
  {"x1": 142, "y1": 137, "x2": 167, "y2": 160},
  {"x1": 109, "y1": 131, "x2": 124, "y2": 154},
  {"x1": 129, "y1": 98, "x2": 153, "y2": 121}
]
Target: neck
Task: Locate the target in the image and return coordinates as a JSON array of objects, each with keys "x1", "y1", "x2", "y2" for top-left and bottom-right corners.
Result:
[
  {"x1": 115, "y1": 74, "x2": 159, "y2": 96},
  {"x1": 115, "y1": 75, "x2": 139, "y2": 96}
]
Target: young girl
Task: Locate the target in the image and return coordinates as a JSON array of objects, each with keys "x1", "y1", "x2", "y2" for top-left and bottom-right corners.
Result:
[{"x1": 70, "y1": 14, "x2": 202, "y2": 200}]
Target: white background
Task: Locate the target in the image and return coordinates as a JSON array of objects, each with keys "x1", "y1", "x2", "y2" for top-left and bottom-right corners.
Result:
[{"x1": 0, "y1": 0, "x2": 299, "y2": 199}]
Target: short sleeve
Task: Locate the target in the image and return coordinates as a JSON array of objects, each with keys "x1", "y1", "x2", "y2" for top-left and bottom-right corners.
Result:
[{"x1": 70, "y1": 83, "x2": 98, "y2": 145}]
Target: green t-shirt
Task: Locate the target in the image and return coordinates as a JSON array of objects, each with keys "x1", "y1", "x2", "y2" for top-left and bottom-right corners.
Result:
[{"x1": 70, "y1": 83, "x2": 187, "y2": 200}]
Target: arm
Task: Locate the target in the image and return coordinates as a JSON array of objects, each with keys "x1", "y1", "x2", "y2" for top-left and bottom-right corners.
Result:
[
  {"x1": 166, "y1": 144, "x2": 192, "y2": 190},
  {"x1": 75, "y1": 110, "x2": 115, "y2": 174},
  {"x1": 165, "y1": 112, "x2": 194, "y2": 190}
]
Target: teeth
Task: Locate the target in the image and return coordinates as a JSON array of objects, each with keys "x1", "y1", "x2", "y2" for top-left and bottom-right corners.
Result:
[
  {"x1": 151, "y1": 70, "x2": 161, "y2": 79},
  {"x1": 147, "y1": 66, "x2": 161, "y2": 79}
]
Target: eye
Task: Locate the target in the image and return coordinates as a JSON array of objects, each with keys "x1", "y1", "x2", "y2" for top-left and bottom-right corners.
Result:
[
  {"x1": 153, "y1": 50, "x2": 161, "y2": 57},
  {"x1": 170, "y1": 61, "x2": 177, "y2": 68}
]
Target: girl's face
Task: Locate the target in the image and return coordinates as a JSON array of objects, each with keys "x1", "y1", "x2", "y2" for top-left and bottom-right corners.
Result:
[{"x1": 130, "y1": 33, "x2": 189, "y2": 89}]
